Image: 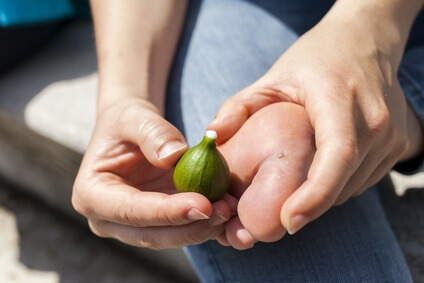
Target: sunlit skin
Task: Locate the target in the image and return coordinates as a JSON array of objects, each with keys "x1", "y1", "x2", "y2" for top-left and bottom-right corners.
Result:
[
  {"x1": 210, "y1": 0, "x2": 424, "y2": 240},
  {"x1": 73, "y1": 0, "x2": 424, "y2": 249},
  {"x1": 216, "y1": 102, "x2": 315, "y2": 249},
  {"x1": 73, "y1": 99, "x2": 236, "y2": 250}
]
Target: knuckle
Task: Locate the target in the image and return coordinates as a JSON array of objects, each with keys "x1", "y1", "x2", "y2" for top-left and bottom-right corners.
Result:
[
  {"x1": 71, "y1": 191, "x2": 85, "y2": 215},
  {"x1": 153, "y1": 127, "x2": 180, "y2": 150},
  {"x1": 118, "y1": 204, "x2": 145, "y2": 227},
  {"x1": 71, "y1": 182, "x2": 91, "y2": 217},
  {"x1": 137, "y1": 117, "x2": 181, "y2": 154},
  {"x1": 88, "y1": 220, "x2": 108, "y2": 238},
  {"x1": 116, "y1": 193, "x2": 143, "y2": 226},
  {"x1": 369, "y1": 105, "x2": 390, "y2": 135},
  {"x1": 334, "y1": 138, "x2": 360, "y2": 170},
  {"x1": 154, "y1": 209, "x2": 170, "y2": 226},
  {"x1": 118, "y1": 209, "x2": 134, "y2": 225},
  {"x1": 137, "y1": 117, "x2": 164, "y2": 147},
  {"x1": 156, "y1": 198, "x2": 181, "y2": 226}
]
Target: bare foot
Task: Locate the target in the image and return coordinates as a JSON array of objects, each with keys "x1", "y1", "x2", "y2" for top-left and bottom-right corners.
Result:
[{"x1": 218, "y1": 102, "x2": 315, "y2": 246}]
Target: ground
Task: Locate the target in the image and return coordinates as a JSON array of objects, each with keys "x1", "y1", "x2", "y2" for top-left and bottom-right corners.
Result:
[{"x1": 0, "y1": 179, "x2": 192, "y2": 283}]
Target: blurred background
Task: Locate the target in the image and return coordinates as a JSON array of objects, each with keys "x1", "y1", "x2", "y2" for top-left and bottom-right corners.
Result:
[
  {"x1": 0, "y1": 1, "x2": 197, "y2": 282},
  {"x1": 0, "y1": 1, "x2": 422, "y2": 282}
]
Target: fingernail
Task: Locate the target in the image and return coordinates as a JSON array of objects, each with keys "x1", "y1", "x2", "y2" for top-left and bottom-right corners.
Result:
[
  {"x1": 237, "y1": 228, "x2": 256, "y2": 247},
  {"x1": 158, "y1": 141, "x2": 187, "y2": 160},
  {"x1": 287, "y1": 214, "x2": 308, "y2": 235},
  {"x1": 187, "y1": 208, "x2": 210, "y2": 221},
  {"x1": 208, "y1": 211, "x2": 229, "y2": 226}
]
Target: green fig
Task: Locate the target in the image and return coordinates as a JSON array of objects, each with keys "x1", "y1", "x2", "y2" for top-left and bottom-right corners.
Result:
[{"x1": 173, "y1": 130, "x2": 230, "y2": 202}]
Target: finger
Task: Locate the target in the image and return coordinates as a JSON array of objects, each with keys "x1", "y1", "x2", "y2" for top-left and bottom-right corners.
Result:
[
  {"x1": 354, "y1": 152, "x2": 403, "y2": 197},
  {"x1": 73, "y1": 182, "x2": 215, "y2": 227},
  {"x1": 234, "y1": 103, "x2": 314, "y2": 242},
  {"x1": 226, "y1": 217, "x2": 257, "y2": 250},
  {"x1": 88, "y1": 218, "x2": 226, "y2": 250},
  {"x1": 237, "y1": 155, "x2": 310, "y2": 242},
  {"x1": 281, "y1": 99, "x2": 363, "y2": 234},
  {"x1": 208, "y1": 201, "x2": 231, "y2": 226},
  {"x1": 336, "y1": 137, "x2": 406, "y2": 204},
  {"x1": 208, "y1": 85, "x2": 286, "y2": 144},
  {"x1": 334, "y1": 152, "x2": 383, "y2": 205},
  {"x1": 214, "y1": 194, "x2": 237, "y2": 246},
  {"x1": 117, "y1": 104, "x2": 188, "y2": 168},
  {"x1": 215, "y1": 231, "x2": 230, "y2": 246},
  {"x1": 222, "y1": 193, "x2": 238, "y2": 215}
]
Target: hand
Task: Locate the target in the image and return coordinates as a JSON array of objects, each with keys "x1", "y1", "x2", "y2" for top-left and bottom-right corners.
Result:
[
  {"x1": 215, "y1": 102, "x2": 315, "y2": 249},
  {"x1": 209, "y1": 13, "x2": 423, "y2": 235},
  {"x1": 72, "y1": 98, "x2": 234, "y2": 249}
]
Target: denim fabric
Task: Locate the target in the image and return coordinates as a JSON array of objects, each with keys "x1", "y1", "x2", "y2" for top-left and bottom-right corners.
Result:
[
  {"x1": 166, "y1": 0, "x2": 418, "y2": 282},
  {"x1": 184, "y1": 189, "x2": 409, "y2": 283},
  {"x1": 400, "y1": 47, "x2": 424, "y2": 129}
]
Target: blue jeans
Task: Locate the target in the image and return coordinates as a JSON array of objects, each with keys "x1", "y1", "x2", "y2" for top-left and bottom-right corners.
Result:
[{"x1": 166, "y1": 0, "x2": 422, "y2": 282}]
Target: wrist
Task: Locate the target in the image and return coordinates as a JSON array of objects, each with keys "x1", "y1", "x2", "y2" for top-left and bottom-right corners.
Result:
[
  {"x1": 96, "y1": 45, "x2": 166, "y2": 115},
  {"x1": 92, "y1": 1, "x2": 188, "y2": 120},
  {"x1": 322, "y1": 0, "x2": 423, "y2": 68}
]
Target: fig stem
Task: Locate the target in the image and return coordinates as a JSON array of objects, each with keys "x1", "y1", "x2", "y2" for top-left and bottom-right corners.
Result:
[
  {"x1": 205, "y1": 130, "x2": 217, "y2": 139},
  {"x1": 202, "y1": 130, "x2": 217, "y2": 147}
]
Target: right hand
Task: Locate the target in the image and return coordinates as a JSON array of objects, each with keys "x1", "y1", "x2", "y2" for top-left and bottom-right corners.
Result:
[{"x1": 72, "y1": 98, "x2": 235, "y2": 250}]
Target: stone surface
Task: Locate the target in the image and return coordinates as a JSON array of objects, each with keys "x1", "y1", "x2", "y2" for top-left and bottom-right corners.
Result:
[
  {"x1": 0, "y1": 179, "x2": 195, "y2": 283},
  {"x1": 24, "y1": 73, "x2": 97, "y2": 153},
  {"x1": 0, "y1": 21, "x2": 197, "y2": 281},
  {"x1": 0, "y1": 21, "x2": 97, "y2": 153}
]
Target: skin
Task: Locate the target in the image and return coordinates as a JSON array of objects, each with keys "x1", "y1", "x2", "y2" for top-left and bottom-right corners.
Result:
[
  {"x1": 73, "y1": 0, "x2": 237, "y2": 250},
  {"x1": 73, "y1": 0, "x2": 424, "y2": 249},
  {"x1": 217, "y1": 102, "x2": 315, "y2": 248},
  {"x1": 73, "y1": 98, "x2": 237, "y2": 249},
  {"x1": 209, "y1": 0, "x2": 424, "y2": 245}
]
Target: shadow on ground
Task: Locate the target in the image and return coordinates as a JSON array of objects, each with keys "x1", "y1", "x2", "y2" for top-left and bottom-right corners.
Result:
[
  {"x1": 0, "y1": 21, "x2": 97, "y2": 119},
  {"x1": 0, "y1": 179, "x2": 194, "y2": 283}
]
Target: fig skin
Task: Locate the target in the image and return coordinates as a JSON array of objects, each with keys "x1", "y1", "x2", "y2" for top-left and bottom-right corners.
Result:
[{"x1": 173, "y1": 131, "x2": 230, "y2": 202}]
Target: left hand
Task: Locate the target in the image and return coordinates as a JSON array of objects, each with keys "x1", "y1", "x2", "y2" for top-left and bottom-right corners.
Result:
[
  {"x1": 72, "y1": 98, "x2": 235, "y2": 250},
  {"x1": 209, "y1": 7, "x2": 424, "y2": 236}
]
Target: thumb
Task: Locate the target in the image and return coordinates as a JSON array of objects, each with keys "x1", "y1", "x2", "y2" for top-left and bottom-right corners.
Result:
[
  {"x1": 208, "y1": 84, "x2": 283, "y2": 144},
  {"x1": 118, "y1": 104, "x2": 188, "y2": 169}
]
